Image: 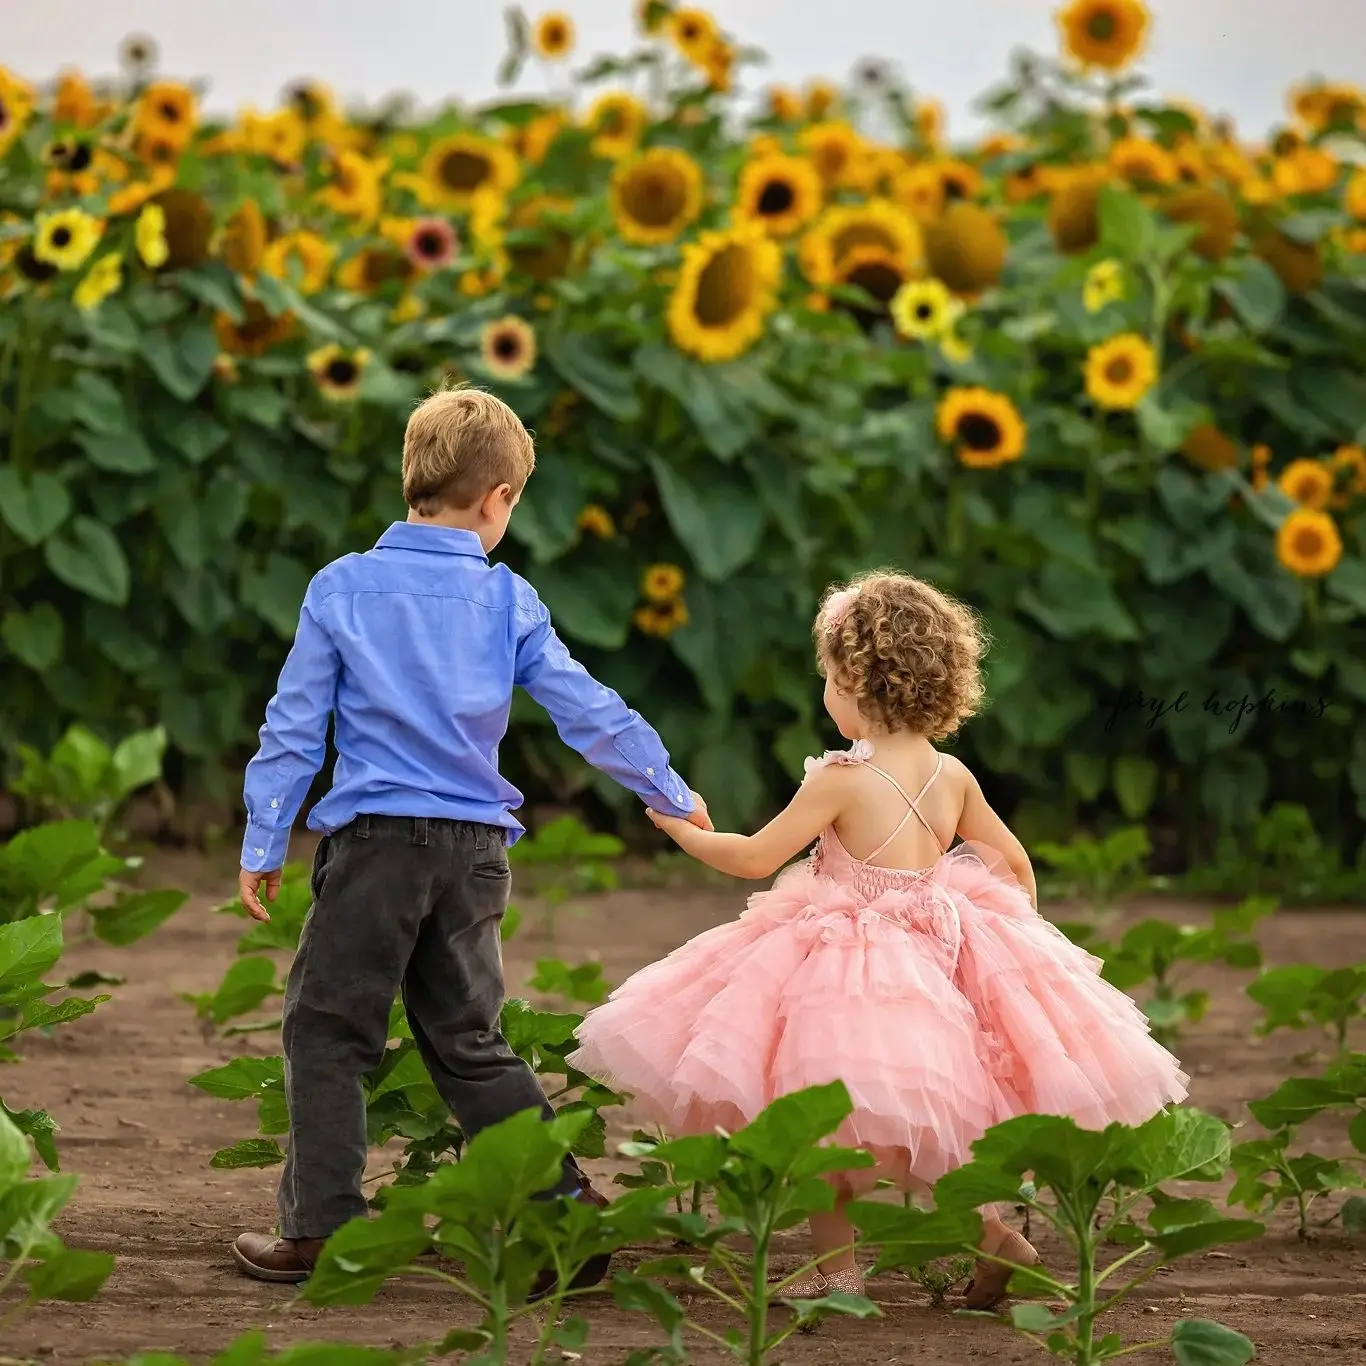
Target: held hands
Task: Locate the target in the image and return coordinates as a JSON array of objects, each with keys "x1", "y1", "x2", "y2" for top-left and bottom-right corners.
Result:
[
  {"x1": 685, "y1": 790, "x2": 714, "y2": 832},
  {"x1": 238, "y1": 867, "x2": 281, "y2": 922},
  {"x1": 650, "y1": 789, "x2": 713, "y2": 844}
]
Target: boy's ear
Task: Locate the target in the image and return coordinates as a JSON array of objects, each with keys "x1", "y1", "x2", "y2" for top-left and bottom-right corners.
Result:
[{"x1": 482, "y1": 483, "x2": 514, "y2": 517}]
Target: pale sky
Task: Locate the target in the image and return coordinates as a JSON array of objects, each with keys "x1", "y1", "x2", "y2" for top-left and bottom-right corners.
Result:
[{"x1": 8, "y1": 0, "x2": 1364, "y2": 140}]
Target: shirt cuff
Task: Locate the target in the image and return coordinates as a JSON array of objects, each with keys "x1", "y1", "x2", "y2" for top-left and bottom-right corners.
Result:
[
  {"x1": 612, "y1": 733, "x2": 694, "y2": 817},
  {"x1": 241, "y1": 824, "x2": 290, "y2": 873}
]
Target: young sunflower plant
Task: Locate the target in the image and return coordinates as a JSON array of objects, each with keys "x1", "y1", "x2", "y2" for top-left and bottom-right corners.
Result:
[{"x1": 0, "y1": 0, "x2": 1363, "y2": 862}]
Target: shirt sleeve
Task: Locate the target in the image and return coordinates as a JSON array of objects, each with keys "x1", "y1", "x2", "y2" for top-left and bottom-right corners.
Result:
[
  {"x1": 240, "y1": 582, "x2": 340, "y2": 871},
  {"x1": 513, "y1": 590, "x2": 694, "y2": 819}
]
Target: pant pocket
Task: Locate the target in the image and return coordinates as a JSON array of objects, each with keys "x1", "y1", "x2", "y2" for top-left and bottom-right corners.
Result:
[{"x1": 310, "y1": 835, "x2": 333, "y2": 902}]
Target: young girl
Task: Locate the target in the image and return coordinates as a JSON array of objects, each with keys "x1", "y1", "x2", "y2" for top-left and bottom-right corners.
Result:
[{"x1": 569, "y1": 572, "x2": 1188, "y2": 1307}]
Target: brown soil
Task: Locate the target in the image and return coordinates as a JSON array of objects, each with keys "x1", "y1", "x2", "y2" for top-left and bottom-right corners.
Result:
[{"x1": 5, "y1": 845, "x2": 1366, "y2": 1365}]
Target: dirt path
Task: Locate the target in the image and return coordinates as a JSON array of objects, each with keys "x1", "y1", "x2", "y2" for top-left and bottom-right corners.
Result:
[{"x1": 5, "y1": 847, "x2": 1366, "y2": 1364}]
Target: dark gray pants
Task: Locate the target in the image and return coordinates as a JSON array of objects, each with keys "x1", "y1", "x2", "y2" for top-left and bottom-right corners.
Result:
[{"x1": 276, "y1": 814, "x2": 578, "y2": 1238}]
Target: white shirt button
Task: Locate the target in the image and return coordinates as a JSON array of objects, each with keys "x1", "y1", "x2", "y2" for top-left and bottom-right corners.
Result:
[
  {"x1": 646, "y1": 767, "x2": 655, "y2": 777},
  {"x1": 255, "y1": 848, "x2": 265, "y2": 858},
  {"x1": 270, "y1": 799, "x2": 279, "y2": 808}
]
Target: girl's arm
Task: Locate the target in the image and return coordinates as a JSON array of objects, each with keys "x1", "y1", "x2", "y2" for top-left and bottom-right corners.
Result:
[
  {"x1": 957, "y1": 771, "x2": 1038, "y2": 908},
  {"x1": 647, "y1": 765, "x2": 852, "y2": 880}
]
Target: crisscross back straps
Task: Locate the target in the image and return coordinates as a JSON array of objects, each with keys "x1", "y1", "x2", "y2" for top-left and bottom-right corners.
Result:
[{"x1": 862, "y1": 752, "x2": 946, "y2": 861}]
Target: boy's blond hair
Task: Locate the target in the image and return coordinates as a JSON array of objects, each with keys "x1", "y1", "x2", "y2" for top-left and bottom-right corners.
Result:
[{"x1": 402, "y1": 385, "x2": 536, "y2": 514}]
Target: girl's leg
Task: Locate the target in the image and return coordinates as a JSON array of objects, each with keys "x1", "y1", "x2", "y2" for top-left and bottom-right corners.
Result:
[
  {"x1": 808, "y1": 1198, "x2": 858, "y2": 1276},
  {"x1": 964, "y1": 1206, "x2": 1040, "y2": 1310}
]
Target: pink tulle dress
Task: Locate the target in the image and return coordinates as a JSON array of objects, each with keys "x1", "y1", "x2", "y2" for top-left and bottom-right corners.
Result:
[{"x1": 568, "y1": 743, "x2": 1189, "y2": 1194}]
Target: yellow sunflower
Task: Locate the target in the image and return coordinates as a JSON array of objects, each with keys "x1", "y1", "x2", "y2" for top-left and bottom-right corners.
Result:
[
  {"x1": 830, "y1": 246, "x2": 913, "y2": 329},
  {"x1": 336, "y1": 246, "x2": 417, "y2": 295},
  {"x1": 1273, "y1": 145, "x2": 1339, "y2": 197},
  {"x1": 1084, "y1": 333, "x2": 1158, "y2": 410},
  {"x1": 634, "y1": 599, "x2": 690, "y2": 638},
  {"x1": 578, "y1": 505, "x2": 616, "y2": 539},
  {"x1": 642, "y1": 563, "x2": 686, "y2": 603},
  {"x1": 610, "y1": 148, "x2": 704, "y2": 246},
  {"x1": 1251, "y1": 225, "x2": 1323, "y2": 295},
  {"x1": 33, "y1": 207, "x2": 102, "y2": 272},
  {"x1": 935, "y1": 160, "x2": 983, "y2": 203},
  {"x1": 1083, "y1": 258, "x2": 1125, "y2": 312},
  {"x1": 916, "y1": 99, "x2": 946, "y2": 151},
  {"x1": 319, "y1": 149, "x2": 387, "y2": 220},
  {"x1": 1048, "y1": 166, "x2": 1111, "y2": 253},
  {"x1": 806, "y1": 80, "x2": 841, "y2": 121},
  {"x1": 73, "y1": 252, "x2": 123, "y2": 312},
  {"x1": 1250, "y1": 443, "x2": 1272, "y2": 491},
  {"x1": 516, "y1": 108, "x2": 568, "y2": 164},
  {"x1": 532, "y1": 12, "x2": 576, "y2": 59},
  {"x1": 1275, "y1": 508, "x2": 1343, "y2": 578},
  {"x1": 1109, "y1": 135, "x2": 1177, "y2": 186},
  {"x1": 1057, "y1": 0, "x2": 1150, "y2": 71},
  {"x1": 307, "y1": 344, "x2": 371, "y2": 402},
  {"x1": 1005, "y1": 163, "x2": 1054, "y2": 204},
  {"x1": 669, "y1": 7, "x2": 718, "y2": 63},
  {"x1": 0, "y1": 67, "x2": 35, "y2": 157},
  {"x1": 1344, "y1": 170, "x2": 1366, "y2": 222},
  {"x1": 667, "y1": 220, "x2": 782, "y2": 363},
  {"x1": 134, "y1": 80, "x2": 198, "y2": 148},
  {"x1": 892, "y1": 164, "x2": 946, "y2": 222},
  {"x1": 221, "y1": 198, "x2": 266, "y2": 276},
  {"x1": 132, "y1": 204, "x2": 167, "y2": 268},
  {"x1": 1277, "y1": 457, "x2": 1333, "y2": 510},
  {"x1": 923, "y1": 201, "x2": 1007, "y2": 298},
  {"x1": 767, "y1": 86, "x2": 804, "y2": 122},
  {"x1": 506, "y1": 195, "x2": 579, "y2": 283},
  {"x1": 1331, "y1": 443, "x2": 1366, "y2": 497},
  {"x1": 241, "y1": 108, "x2": 307, "y2": 166},
  {"x1": 890, "y1": 277, "x2": 962, "y2": 340},
  {"x1": 734, "y1": 154, "x2": 823, "y2": 238},
  {"x1": 798, "y1": 121, "x2": 863, "y2": 189},
  {"x1": 584, "y1": 92, "x2": 648, "y2": 160},
  {"x1": 421, "y1": 133, "x2": 519, "y2": 209},
  {"x1": 1180, "y1": 424, "x2": 1239, "y2": 472},
  {"x1": 936, "y1": 388, "x2": 1027, "y2": 468},
  {"x1": 480, "y1": 316, "x2": 538, "y2": 380},
  {"x1": 1161, "y1": 186, "x2": 1238, "y2": 261},
  {"x1": 53, "y1": 69, "x2": 100, "y2": 128},
  {"x1": 798, "y1": 198, "x2": 923, "y2": 286},
  {"x1": 145, "y1": 189, "x2": 213, "y2": 270},
  {"x1": 216, "y1": 300, "x2": 295, "y2": 357},
  {"x1": 940, "y1": 328, "x2": 975, "y2": 365},
  {"x1": 261, "y1": 231, "x2": 336, "y2": 294}
]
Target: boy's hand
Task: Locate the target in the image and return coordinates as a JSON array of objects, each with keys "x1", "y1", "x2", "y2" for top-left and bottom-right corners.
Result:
[
  {"x1": 647, "y1": 808, "x2": 695, "y2": 843},
  {"x1": 238, "y1": 868, "x2": 281, "y2": 922},
  {"x1": 685, "y1": 790, "x2": 714, "y2": 832}
]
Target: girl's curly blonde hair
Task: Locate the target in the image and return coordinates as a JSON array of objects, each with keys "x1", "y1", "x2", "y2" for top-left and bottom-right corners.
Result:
[{"x1": 814, "y1": 571, "x2": 988, "y2": 740}]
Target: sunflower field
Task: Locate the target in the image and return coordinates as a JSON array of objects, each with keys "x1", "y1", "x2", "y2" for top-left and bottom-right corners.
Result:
[{"x1": 1, "y1": 0, "x2": 1365, "y2": 856}]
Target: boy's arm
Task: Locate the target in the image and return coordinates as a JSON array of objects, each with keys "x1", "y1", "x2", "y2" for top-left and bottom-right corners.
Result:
[
  {"x1": 513, "y1": 591, "x2": 696, "y2": 821},
  {"x1": 240, "y1": 582, "x2": 340, "y2": 878}
]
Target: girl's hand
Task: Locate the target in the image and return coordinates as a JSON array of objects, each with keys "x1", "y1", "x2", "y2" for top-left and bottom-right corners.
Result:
[{"x1": 647, "y1": 807, "x2": 696, "y2": 842}]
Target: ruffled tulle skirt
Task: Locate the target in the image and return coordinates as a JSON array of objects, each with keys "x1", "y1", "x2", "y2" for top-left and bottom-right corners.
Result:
[{"x1": 567, "y1": 844, "x2": 1189, "y2": 1193}]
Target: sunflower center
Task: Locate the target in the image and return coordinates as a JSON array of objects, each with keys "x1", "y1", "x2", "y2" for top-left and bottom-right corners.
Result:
[
  {"x1": 326, "y1": 358, "x2": 358, "y2": 385},
  {"x1": 69, "y1": 142, "x2": 93, "y2": 172},
  {"x1": 1086, "y1": 7, "x2": 1118, "y2": 40},
  {"x1": 1104, "y1": 356, "x2": 1134, "y2": 384},
  {"x1": 159, "y1": 99, "x2": 182, "y2": 122},
  {"x1": 438, "y1": 150, "x2": 492, "y2": 191},
  {"x1": 150, "y1": 141, "x2": 176, "y2": 164},
  {"x1": 546, "y1": 21, "x2": 565, "y2": 42},
  {"x1": 915, "y1": 302, "x2": 934, "y2": 321},
  {"x1": 51, "y1": 226, "x2": 72, "y2": 248},
  {"x1": 680, "y1": 18, "x2": 701, "y2": 40},
  {"x1": 493, "y1": 332, "x2": 522, "y2": 360},
  {"x1": 846, "y1": 260, "x2": 904, "y2": 304},
  {"x1": 624, "y1": 169, "x2": 688, "y2": 227},
  {"x1": 957, "y1": 413, "x2": 1003, "y2": 452},
  {"x1": 1291, "y1": 527, "x2": 1324, "y2": 558},
  {"x1": 0, "y1": 101, "x2": 10, "y2": 132},
  {"x1": 943, "y1": 175, "x2": 969, "y2": 201},
  {"x1": 831, "y1": 224, "x2": 897, "y2": 260},
  {"x1": 416, "y1": 230, "x2": 444, "y2": 256},
  {"x1": 694, "y1": 242, "x2": 756, "y2": 327},
  {"x1": 757, "y1": 180, "x2": 796, "y2": 215}
]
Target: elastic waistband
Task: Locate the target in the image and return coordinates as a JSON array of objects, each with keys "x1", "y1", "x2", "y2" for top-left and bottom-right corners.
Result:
[{"x1": 342, "y1": 815, "x2": 507, "y2": 848}]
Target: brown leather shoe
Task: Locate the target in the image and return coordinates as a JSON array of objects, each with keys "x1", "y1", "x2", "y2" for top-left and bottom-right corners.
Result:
[
  {"x1": 231, "y1": 1232, "x2": 327, "y2": 1284},
  {"x1": 527, "y1": 1177, "x2": 612, "y2": 1303}
]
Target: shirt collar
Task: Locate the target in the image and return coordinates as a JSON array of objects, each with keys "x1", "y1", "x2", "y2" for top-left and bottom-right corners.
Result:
[{"x1": 375, "y1": 522, "x2": 489, "y2": 560}]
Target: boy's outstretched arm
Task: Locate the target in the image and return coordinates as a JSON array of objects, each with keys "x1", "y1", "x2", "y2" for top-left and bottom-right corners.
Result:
[
  {"x1": 514, "y1": 592, "x2": 710, "y2": 829},
  {"x1": 238, "y1": 582, "x2": 340, "y2": 920}
]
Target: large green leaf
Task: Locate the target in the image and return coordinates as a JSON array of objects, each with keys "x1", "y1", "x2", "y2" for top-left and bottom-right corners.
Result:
[
  {"x1": 89, "y1": 889, "x2": 187, "y2": 947},
  {"x1": 1017, "y1": 562, "x2": 1139, "y2": 641},
  {"x1": 1207, "y1": 542, "x2": 1304, "y2": 642},
  {"x1": 240, "y1": 554, "x2": 311, "y2": 640},
  {"x1": 71, "y1": 371, "x2": 129, "y2": 435},
  {"x1": 0, "y1": 916, "x2": 63, "y2": 997},
  {"x1": 1, "y1": 604, "x2": 64, "y2": 672},
  {"x1": 1326, "y1": 557, "x2": 1366, "y2": 614},
  {"x1": 43, "y1": 517, "x2": 131, "y2": 606},
  {"x1": 635, "y1": 344, "x2": 763, "y2": 461},
  {"x1": 162, "y1": 406, "x2": 230, "y2": 465},
  {"x1": 0, "y1": 470, "x2": 71, "y2": 544},
  {"x1": 542, "y1": 330, "x2": 641, "y2": 421},
  {"x1": 649, "y1": 457, "x2": 766, "y2": 582},
  {"x1": 76, "y1": 428, "x2": 157, "y2": 474},
  {"x1": 141, "y1": 319, "x2": 219, "y2": 401},
  {"x1": 1214, "y1": 258, "x2": 1286, "y2": 334},
  {"x1": 532, "y1": 561, "x2": 635, "y2": 649},
  {"x1": 1170, "y1": 1318, "x2": 1255, "y2": 1366}
]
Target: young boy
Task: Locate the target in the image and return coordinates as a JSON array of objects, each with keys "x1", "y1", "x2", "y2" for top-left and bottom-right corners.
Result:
[{"x1": 231, "y1": 386, "x2": 710, "y2": 1294}]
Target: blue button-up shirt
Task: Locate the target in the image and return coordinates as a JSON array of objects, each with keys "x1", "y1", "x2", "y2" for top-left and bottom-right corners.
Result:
[{"x1": 240, "y1": 522, "x2": 694, "y2": 871}]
